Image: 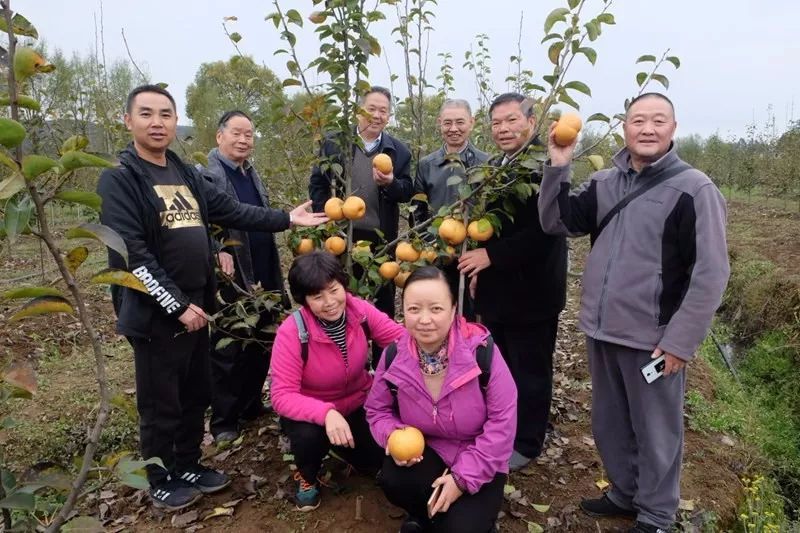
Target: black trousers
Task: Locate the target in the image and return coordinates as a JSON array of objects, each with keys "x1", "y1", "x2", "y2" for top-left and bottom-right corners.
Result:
[
  {"x1": 442, "y1": 261, "x2": 475, "y2": 321},
  {"x1": 377, "y1": 446, "x2": 505, "y2": 533},
  {"x1": 128, "y1": 321, "x2": 211, "y2": 486},
  {"x1": 209, "y1": 313, "x2": 275, "y2": 436},
  {"x1": 483, "y1": 317, "x2": 558, "y2": 458},
  {"x1": 353, "y1": 228, "x2": 396, "y2": 365},
  {"x1": 280, "y1": 406, "x2": 383, "y2": 483}
]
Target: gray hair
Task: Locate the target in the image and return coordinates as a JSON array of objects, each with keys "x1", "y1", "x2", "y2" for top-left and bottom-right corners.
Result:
[{"x1": 439, "y1": 98, "x2": 472, "y2": 116}]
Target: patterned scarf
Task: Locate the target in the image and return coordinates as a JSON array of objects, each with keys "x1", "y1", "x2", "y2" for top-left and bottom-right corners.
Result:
[{"x1": 416, "y1": 338, "x2": 449, "y2": 376}]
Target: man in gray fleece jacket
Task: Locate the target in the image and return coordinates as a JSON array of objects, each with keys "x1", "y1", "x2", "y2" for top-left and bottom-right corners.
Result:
[{"x1": 538, "y1": 93, "x2": 730, "y2": 533}]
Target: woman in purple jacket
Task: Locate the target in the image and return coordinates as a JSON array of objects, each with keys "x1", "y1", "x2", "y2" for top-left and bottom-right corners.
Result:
[
  {"x1": 270, "y1": 251, "x2": 405, "y2": 512},
  {"x1": 365, "y1": 266, "x2": 517, "y2": 533}
]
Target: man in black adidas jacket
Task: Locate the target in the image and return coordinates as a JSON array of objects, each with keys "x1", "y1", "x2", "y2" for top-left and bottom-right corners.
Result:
[{"x1": 97, "y1": 85, "x2": 326, "y2": 511}]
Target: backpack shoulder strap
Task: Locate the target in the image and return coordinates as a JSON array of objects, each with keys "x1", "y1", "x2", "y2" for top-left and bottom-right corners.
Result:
[
  {"x1": 292, "y1": 310, "x2": 309, "y2": 365},
  {"x1": 591, "y1": 162, "x2": 691, "y2": 246},
  {"x1": 383, "y1": 342, "x2": 399, "y2": 404},
  {"x1": 476, "y1": 335, "x2": 494, "y2": 391}
]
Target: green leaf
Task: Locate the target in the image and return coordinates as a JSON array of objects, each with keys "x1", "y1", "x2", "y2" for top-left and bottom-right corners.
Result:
[
  {"x1": 548, "y1": 41, "x2": 564, "y2": 65},
  {"x1": 540, "y1": 32, "x2": 561, "y2": 44},
  {"x1": 584, "y1": 21, "x2": 599, "y2": 41},
  {"x1": 2, "y1": 286, "x2": 64, "y2": 300},
  {"x1": 613, "y1": 133, "x2": 625, "y2": 147},
  {"x1": 229, "y1": 32, "x2": 242, "y2": 43},
  {"x1": 282, "y1": 78, "x2": 302, "y2": 87},
  {"x1": 636, "y1": 72, "x2": 648, "y2": 86},
  {"x1": 558, "y1": 91, "x2": 580, "y2": 110},
  {"x1": 446, "y1": 176, "x2": 462, "y2": 186},
  {"x1": 62, "y1": 516, "x2": 105, "y2": 533},
  {"x1": 54, "y1": 190, "x2": 102, "y2": 212},
  {"x1": 503, "y1": 484, "x2": 516, "y2": 495},
  {"x1": 578, "y1": 47, "x2": 597, "y2": 65},
  {"x1": 543, "y1": 7, "x2": 569, "y2": 33},
  {"x1": 1, "y1": 469, "x2": 16, "y2": 492},
  {"x1": 636, "y1": 54, "x2": 657, "y2": 63},
  {"x1": 22, "y1": 154, "x2": 59, "y2": 179},
  {"x1": 0, "y1": 172, "x2": 25, "y2": 200},
  {"x1": 216, "y1": 337, "x2": 235, "y2": 351},
  {"x1": 90, "y1": 268, "x2": 148, "y2": 293},
  {"x1": 285, "y1": 9, "x2": 303, "y2": 26},
  {"x1": 0, "y1": 150, "x2": 18, "y2": 172},
  {"x1": 4, "y1": 195, "x2": 32, "y2": 243},
  {"x1": 588, "y1": 155, "x2": 605, "y2": 171},
  {"x1": 564, "y1": 80, "x2": 591, "y2": 96},
  {"x1": 0, "y1": 492, "x2": 35, "y2": 510},
  {"x1": 0, "y1": 12, "x2": 38, "y2": 39},
  {"x1": 532, "y1": 503, "x2": 551, "y2": 513},
  {"x1": 567, "y1": 0, "x2": 580, "y2": 8},
  {"x1": 116, "y1": 455, "x2": 165, "y2": 474},
  {"x1": 586, "y1": 113, "x2": 610, "y2": 123},
  {"x1": 0, "y1": 117, "x2": 26, "y2": 149},
  {"x1": 66, "y1": 223, "x2": 128, "y2": 266},
  {"x1": 59, "y1": 151, "x2": 114, "y2": 172},
  {"x1": 527, "y1": 522, "x2": 544, "y2": 533},
  {"x1": 597, "y1": 13, "x2": 616, "y2": 25},
  {"x1": 10, "y1": 295, "x2": 74, "y2": 321},
  {"x1": 117, "y1": 472, "x2": 150, "y2": 490},
  {"x1": 650, "y1": 73, "x2": 670, "y2": 90},
  {"x1": 666, "y1": 55, "x2": 681, "y2": 69}
]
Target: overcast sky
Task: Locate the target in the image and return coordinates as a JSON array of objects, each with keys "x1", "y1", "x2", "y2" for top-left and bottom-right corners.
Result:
[{"x1": 19, "y1": 0, "x2": 799, "y2": 139}]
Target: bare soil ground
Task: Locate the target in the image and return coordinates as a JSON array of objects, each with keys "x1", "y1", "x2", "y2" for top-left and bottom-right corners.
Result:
[{"x1": 2, "y1": 198, "x2": 794, "y2": 532}]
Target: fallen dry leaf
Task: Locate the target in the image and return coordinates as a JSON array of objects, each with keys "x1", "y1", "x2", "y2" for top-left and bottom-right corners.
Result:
[
  {"x1": 171, "y1": 510, "x2": 198, "y2": 528},
  {"x1": 203, "y1": 507, "x2": 234, "y2": 521},
  {"x1": 595, "y1": 478, "x2": 609, "y2": 490}
]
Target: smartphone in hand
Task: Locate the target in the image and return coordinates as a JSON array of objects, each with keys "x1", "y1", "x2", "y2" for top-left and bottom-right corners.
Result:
[
  {"x1": 641, "y1": 354, "x2": 666, "y2": 383},
  {"x1": 427, "y1": 468, "x2": 449, "y2": 518}
]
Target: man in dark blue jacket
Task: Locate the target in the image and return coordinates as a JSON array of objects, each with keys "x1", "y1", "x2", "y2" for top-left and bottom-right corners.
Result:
[{"x1": 97, "y1": 85, "x2": 325, "y2": 511}]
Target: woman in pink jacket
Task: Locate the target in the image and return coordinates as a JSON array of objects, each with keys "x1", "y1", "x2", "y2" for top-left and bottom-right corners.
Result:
[
  {"x1": 366, "y1": 266, "x2": 517, "y2": 533},
  {"x1": 270, "y1": 251, "x2": 405, "y2": 511}
]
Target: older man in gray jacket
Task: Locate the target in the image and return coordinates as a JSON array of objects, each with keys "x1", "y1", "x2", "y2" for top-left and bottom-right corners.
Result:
[
  {"x1": 202, "y1": 110, "x2": 287, "y2": 443},
  {"x1": 538, "y1": 93, "x2": 729, "y2": 533}
]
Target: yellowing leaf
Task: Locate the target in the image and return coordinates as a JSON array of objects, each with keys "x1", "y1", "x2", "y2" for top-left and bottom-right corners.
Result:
[
  {"x1": 59, "y1": 151, "x2": 114, "y2": 172},
  {"x1": 679, "y1": 498, "x2": 695, "y2": 511},
  {"x1": 2, "y1": 361, "x2": 37, "y2": 395},
  {"x1": 532, "y1": 503, "x2": 550, "y2": 513},
  {"x1": 0, "y1": 150, "x2": 18, "y2": 172},
  {"x1": 61, "y1": 135, "x2": 89, "y2": 153},
  {"x1": 203, "y1": 507, "x2": 234, "y2": 521},
  {"x1": 588, "y1": 155, "x2": 605, "y2": 171},
  {"x1": 10, "y1": 295, "x2": 74, "y2": 321},
  {"x1": 2, "y1": 286, "x2": 64, "y2": 300},
  {"x1": 527, "y1": 521, "x2": 544, "y2": 533},
  {"x1": 90, "y1": 268, "x2": 148, "y2": 294},
  {"x1": 595, "y1": 478, "x2": 609, "y2": 490},
  {"x1": 65, "y1": 246, "x2": 89, "y2": 274},
  {"x1": 0, "y1": 172, "x2": 25, "y2": 200},
  {"x1": 503, "y1": 484, "x2": 516, "y2": 495},
  {"x1": 67, "y1": 223, "x2": 128, "y2": 266}
]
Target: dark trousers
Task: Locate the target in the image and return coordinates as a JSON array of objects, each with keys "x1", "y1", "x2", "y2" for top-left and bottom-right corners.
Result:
[
  {"x1": 587, "y1": 337, "x2": 685, "y2": 529},
  {"x1": 378, "y1": 446, "x2": 505, "y2": 533},
  {"x1": 209, "y1": 319, "x2": 274, "y2": 436},
  {"x1": 483, "y1": 317, "x2": 558, "y2": 458},
  {"x1": 280, "y1": 406, "x2": 383, "y2": 483},
  {"x1": 128, "y1": 324, "x2": 211, "y2": 486},
  {"x1": 443, "y1": 261, "x2": 475, "y2": 321}
]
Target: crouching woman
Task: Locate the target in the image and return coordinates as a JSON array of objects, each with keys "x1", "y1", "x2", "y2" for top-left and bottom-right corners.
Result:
[
  {"x1": 365, "y1": 266, "x2": 517, "y2": 533},
  {"x1": 270, "y1": 251, "x2": 405, "y2": 511}
]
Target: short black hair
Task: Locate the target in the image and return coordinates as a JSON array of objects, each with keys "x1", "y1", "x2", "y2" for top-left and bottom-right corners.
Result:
[
  {"x1": 288, "y1": 251, "x2": 349, "y2": 306},
  {"x1": 402, "y1": 266, "x2": 456, "y2": 305},
  {"x1": 125, "y1": 84, "x2": 177, "y2": 114},
  {"x1": 489, "y1": 92, "x2": 532, "y2": 118},
  {"x1": 218, "y1": 110, "x2": 253, "y2": 130},
  {"x1": 626, "y1": 92, "x2": 675, "y2": 116},
  {"x1": 360, "y1": 86, "x2": 392, "y2": 108}
]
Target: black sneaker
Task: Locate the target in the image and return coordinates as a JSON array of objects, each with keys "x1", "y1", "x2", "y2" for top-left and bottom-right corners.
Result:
[
  {"x1": 629, "y1": 521, "x2": 670, "y2": 533},
  {"x1": 174, "y1": 464, "x2": 231, "y2": 494},
  {"x1": 149, "y1": 478, "x2": 202, "y2": 511},
  {"x1": 580, "y1": 494, "x2": 637, "y2": 518},
  {"x1": 399, "y1": 516, "x2": 426, "y2": 532}
]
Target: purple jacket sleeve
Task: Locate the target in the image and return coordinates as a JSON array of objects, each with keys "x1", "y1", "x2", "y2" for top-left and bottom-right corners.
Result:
[
  {"x1": 658, "y1": 183, "x2": 730, "y2": 360},
  {"x1": 450, "y1": 345, "x2": 517, "y2": 494},
  {"x1": 364, "y1": 348, "x2": 405, "y2": 448},
  {"x1": 269, "y1": 318, "x2": 335, "y2": 425}
]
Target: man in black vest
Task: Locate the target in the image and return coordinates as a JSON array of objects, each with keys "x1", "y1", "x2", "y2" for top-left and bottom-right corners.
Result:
[{"x1": 458, "y1": 93, "x2": 567, "y2": 471}]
